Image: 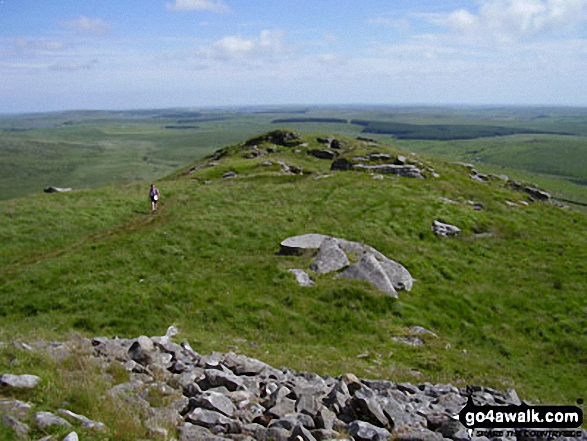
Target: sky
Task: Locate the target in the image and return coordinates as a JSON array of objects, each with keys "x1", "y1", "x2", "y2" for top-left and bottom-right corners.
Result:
[{"x1": 1, "y1": 0, "x2": 587, "y2": 113}]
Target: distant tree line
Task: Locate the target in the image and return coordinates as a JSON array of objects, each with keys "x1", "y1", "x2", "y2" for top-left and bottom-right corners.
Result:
[
  {"x1": 351, "y1": 120, "x2": 553, "y2": 140},
  {"x1": 271, "y1": 118, "x2": 348, "y2": 124}
]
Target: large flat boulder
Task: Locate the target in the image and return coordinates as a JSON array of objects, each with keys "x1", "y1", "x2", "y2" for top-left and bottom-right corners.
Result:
[{"x1": 280, "y1": 234, "x2": 331, "y2": 255}]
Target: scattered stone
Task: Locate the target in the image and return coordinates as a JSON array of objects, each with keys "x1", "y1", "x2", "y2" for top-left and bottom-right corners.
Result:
[
  {"x1": 438, "y1": 197, "x2": 458, "y2": 204},
  {"x1": 0, "y1": 374, "x2": 41, "y2": 389},
  {"x1": 44, "y1": 187, "x2": 72, "y2": 193},
  {"x1": 432, "y1": 221, "x2": 460, "y2": 237},
  {"x1": 357, "y1": 136, "x2": 378, "y2": 144},
  {"x1": 261, "y1": 160, "x2": 273, "y2": 166},
  {"x1": 0, "y1": 400, "x2": 32, "y2": 419},
  {"x1": 62, "y1": 433, "x2": 79, "y2": 441},
  {"x1": 58, "y1": 409, "x2": 106, "y2": 431},
  {"x1": 289, "y1": 269, "x2": 316, "y2": 287},
  {"x1": 524, "y1": 186, "x2": 551, "y2": 201},
  {"x1": 35, "y1": 411, "x2": 72, "y2": 430},
  {"x1": 409, "y1": 326, "x2": 438, "y2": 338},
  {"x1": 394, "y1": 155, "x2": 406, "y2": 165},
  {"x1": 392, "y1": 337, "x2": 425, "y2": 347},
  {"x1": 309, "y1": 149, "x2": 337, "y2": 160},
  {"x1": 2, "y1": 414, "x2": 30, "y2": 438},
  {"x1": 330, "y1": 139, "x2": 343, "y2": 149},
  {"x1": 222, "y1": 171, "x2": 237, "y2": 179},
  {"x1": 330, "y1": 158, "x2": 354, "y2": 171},
  {"x1": 372, "y1": 174, "x2": 384, "y2": 180}
]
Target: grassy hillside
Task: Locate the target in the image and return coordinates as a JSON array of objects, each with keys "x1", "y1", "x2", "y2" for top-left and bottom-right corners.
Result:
[
  {"x1": 2, "y1": 106, "x2": 587, "y2": 207},
  {"x1": 2, "y1": 131, "x2": 586, "y2": 421}
]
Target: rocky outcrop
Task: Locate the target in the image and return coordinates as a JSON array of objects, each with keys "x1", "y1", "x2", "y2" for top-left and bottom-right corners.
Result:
[
  {"x1": 4, "y1": 332, "x2": 579, "y2": 441},
  {"x1": 281, "y1": 234, "x2": 413, "y2": 296},
  {"x1": 245, "y1": 130, "x2": 302, "y2": 147},
  {"x1": 352, "y1": 164, "x2": 425, "y2": 178}
]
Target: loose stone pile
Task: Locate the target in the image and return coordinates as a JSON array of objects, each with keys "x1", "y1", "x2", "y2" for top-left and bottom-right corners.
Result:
[{"x1": 4, "y1": 331, "x2": 583, "y2": 441}]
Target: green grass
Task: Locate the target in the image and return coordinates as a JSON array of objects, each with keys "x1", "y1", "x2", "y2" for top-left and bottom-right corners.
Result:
[
  {"x1": 2, "y1": 106, "x2": 587, "y2": 207},
  {"x1": 2, "y1": 132, "x2": 586, "y2": 416}
]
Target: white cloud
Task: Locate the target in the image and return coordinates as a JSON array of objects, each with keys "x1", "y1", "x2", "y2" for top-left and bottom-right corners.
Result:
[
  {"x1": 165, "y1": 0, "x2": 232, "y2": 13},
  {"x1": 202, "y1": 30, "x2": 285, "y2": 60},
  {"x1": 428, "y1": 0, "x2": 587, "y2": 44},
  {"x1": 60, "y1": 15, "x2": 112, "y2": 36}
]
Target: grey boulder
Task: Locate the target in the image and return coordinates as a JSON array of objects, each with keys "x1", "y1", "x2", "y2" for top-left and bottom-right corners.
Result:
[
  {"x1": 337, "y1": 254, "x2": 398, "y2": 298},
  {"x1": 0, "y1": 374, "x2": 41, "y2": 389},
  {"x1": 347, "y1": 420, "x2": 391, "y2": 441},
  {"x1": 309, "y1": 237, "x2": 349, "y2": 274}
]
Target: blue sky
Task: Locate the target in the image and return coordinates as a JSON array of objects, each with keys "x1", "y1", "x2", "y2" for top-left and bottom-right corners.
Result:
[{"x1": 1, "y1": 0, "x2": 587, "y2": 112}]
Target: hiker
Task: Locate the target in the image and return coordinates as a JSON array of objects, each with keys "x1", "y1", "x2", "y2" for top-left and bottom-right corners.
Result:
[{"x1": 149, "y1": 183, "x2": 160, "y2": 213}]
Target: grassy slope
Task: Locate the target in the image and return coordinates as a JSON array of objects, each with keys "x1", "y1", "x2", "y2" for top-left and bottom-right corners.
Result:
[
  {"x1": 0, "y1": 114, "x2": 280, "y2": 201},
  {"x1": 2, "y1": 133, "x2": 586, "y2": 415},
  {"x1": 3, "y1": 107, "x2": 587, "y2": 206}
]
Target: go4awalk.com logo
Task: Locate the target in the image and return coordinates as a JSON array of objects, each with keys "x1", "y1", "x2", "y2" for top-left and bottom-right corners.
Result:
[{"x1": 458, "y1": 396, "x2": 584, "y2": 438}]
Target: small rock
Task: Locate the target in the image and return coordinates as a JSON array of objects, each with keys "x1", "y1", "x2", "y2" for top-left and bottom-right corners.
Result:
[
  {"x1": 347, "y1": 420, "x2": 391, "y2": 441},
  {"x1": 35, "y1": 411, "x2": 72, "y2": 430},
  {"x1": 0, "y1": 399, "x2": 33, "y2": 419},
  {"x1": 128, "y1": 336, "x2": 156, "y2": 366},
  {"x1": 2, "y1": 414, "x2": 30, "y2": 438},
  {"x1": 44, "y1": 187, "x2": 72, "y2": 193},
  {"x1": 58, "y1": 409, "x2": 107, "y2": 431},
  {"x1": 0, "y1": 374, "x2": 41, "y2": 389},
  {"x1": 62, "y1": 433, "x2": 79, "y2": 441},
  {"x1": 309, "y1": 149, "x2": 337, "y2": 160},
  {"x1": 409, "y1": 326, "x2": 438, "y2": 338},
  {"x1": 432, "y1": 220, "x2": 460, "y2": 237},
  {"x1": 289, "y1": 269, "x2": 316, "y2": 287},
  {"x1": 185, "y1": 408, "x2": 233, "y2": 429},
  {"x1": 223, "y1": 171, "x2": 237, "y2": 179},
  {"x1": 392, "y1": 337, "x2": 424, "y2": 347}
]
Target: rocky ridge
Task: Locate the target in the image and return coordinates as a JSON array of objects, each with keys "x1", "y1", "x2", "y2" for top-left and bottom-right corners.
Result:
[{"x1": 3, "y1": 331, "x2": 584, "y2": 441}]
